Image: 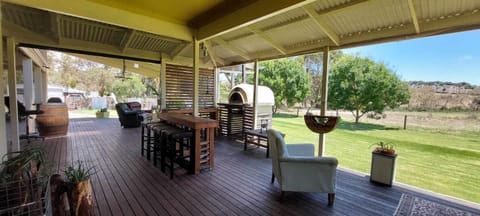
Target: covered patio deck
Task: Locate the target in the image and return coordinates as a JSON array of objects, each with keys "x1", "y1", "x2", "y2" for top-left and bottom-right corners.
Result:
[{"x1": 30, "y1": 117, "x2": 479, "y2": 216}]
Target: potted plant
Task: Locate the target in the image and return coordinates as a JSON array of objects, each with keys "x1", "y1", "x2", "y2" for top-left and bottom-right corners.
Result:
[
  {"x1": 369, "y1": 141, "x2": 397, "y2": 186},
  {"x1": 64, "y1": 161, "x2": 95, "y2": 216},
  {"x1": 95, "y1": 108, "x2": 109, "y2": 118},
  {"x1": 0, "y1": 148, "x2": 50, "y2": 215}
]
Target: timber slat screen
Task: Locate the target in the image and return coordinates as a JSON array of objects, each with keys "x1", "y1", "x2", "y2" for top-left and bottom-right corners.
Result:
[
  {"x1": 217, "y1": 103, "x2": 253, "y2": 139},
  {"x1": 165, "y1": 64, "x2": 215, "y2": 110}
]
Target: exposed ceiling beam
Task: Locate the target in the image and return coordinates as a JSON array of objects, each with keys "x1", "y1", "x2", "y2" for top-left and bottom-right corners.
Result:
[
  {"x1": 197, "y1": 0, "x2": 316, "y2": 41},
  {"x1": 204, "y1": 41, "x2": 226, "y2": 67},
  {"x1": 316, "y1": 0, "x2": 368, "y2": 15},
  {"x1": 49, "y1": 12, "x2": 61, "y2": 44},
  {"x1": 303, "y1": 5, "x2": 340, "y2": 46},
  {"x1": 407, "y1": 0, "x2": 420, "y2": 33},
  {"x1": 69, "y1": 53, "x2": 159, "y2": 78},
  {"x1": 4, "y1": 0, "x2": 193, "y2": 41},
  {"x1": 247, "y1": 26, "x2": 287, "y2": 55},
  {"x1": 169, "y1": 43, "x2": 189, "y2": 60},
  {"x1": 120, "y1": 30, "x2": 136, "y2": 53},
  {"x1": 19, "y1": 48, "x2": 49, "y2": 68},
  {"x1": 220, "y1": 0, "x2": 368, "y2": 46},
  {"x1": 3, "y1": 20, "x2": 162, "y2": 63},
  {"x1": 212, "y1": 38, "x2": 250, "y2": 60}
]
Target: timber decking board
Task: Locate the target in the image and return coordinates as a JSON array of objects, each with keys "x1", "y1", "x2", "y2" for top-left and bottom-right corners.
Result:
[{"x1": 31, "y1": 117, "x2": 480, "y2": 216}]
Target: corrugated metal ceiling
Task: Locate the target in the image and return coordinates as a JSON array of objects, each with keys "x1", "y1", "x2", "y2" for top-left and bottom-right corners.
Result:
[{"x1": 2, "y1": 0, "x2": 480, "y2": 69}]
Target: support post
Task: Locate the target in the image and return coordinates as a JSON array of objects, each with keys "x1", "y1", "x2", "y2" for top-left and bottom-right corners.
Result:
[
  {"x1": 34, "y1": 66, "x2": 43, "y2": 104},
  {"x1": 192, "y1": 35, "x2": 200, "y2": 116},
  {"x1": 252, "y1": 60, "x2": 259, "y2": 129},
  {"x1": 7, "y1": 37, "x2": 20, "y2": 152},
  {"x1": 23, "y1": 59, "x2": 34, "y2": 111},
  {"x1": 160, "y1": 54, "x2": 167, "y2": 110},
  {"x1": 318, "y1": 46, "x2": 330, "y2": 157},
  {"x1": 214, "y1": 67, "x2": 219, "y2": 106},
  {"x1": 41, "y1": 70, "x2": 48, "y2": 103},
  {"x1": 0, "y1": 1, "x2": 8, "y2": 158},
  {"x1": 242, "y1": 64, "x2": 246, "y2": 83},
  {"x1": 403, "y1": 115, "x2": 407, "y2": 130}
]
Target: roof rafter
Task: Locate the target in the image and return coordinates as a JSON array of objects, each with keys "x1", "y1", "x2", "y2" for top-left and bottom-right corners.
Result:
[
  {"x1": 212, "y1": 38, "x2": 250, "y2": 60},
  {"x1": 49, "y1": 12, "x2": 61, "y2": 44},
  {"x1": 247, "y1": 26, "x2": 287, "y2": 55},
  {"x1": 303, "y1": 5, "x2": 340, "y2": 46},
  {"x1": 120, "y1": 30, "x2": 136, "y2": 53},
  {"x1": 169, "y1": 43, "x2": 189, "y2": 60},
  {"x1": 197, "y1": 0, "x2": 317, "y2": 41},
  {"x1": 204, "y1": 41, "x2": 225, "y2": 67},
  {"x1": 4, "y1": 0, "x2": 193, "y2": 41},
  {"x1": 407, "y1": 0, "x2": 420, "y2": 33}
]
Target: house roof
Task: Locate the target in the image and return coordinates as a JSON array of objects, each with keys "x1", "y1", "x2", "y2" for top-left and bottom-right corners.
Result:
[{"x1": 3, "y1": 0, "x2": 480, "y2": 75}]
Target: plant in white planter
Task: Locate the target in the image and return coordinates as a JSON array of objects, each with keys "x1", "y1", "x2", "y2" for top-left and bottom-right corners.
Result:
[{"x1": 369, "y1": 141, "x2": 397, "y2": 186}]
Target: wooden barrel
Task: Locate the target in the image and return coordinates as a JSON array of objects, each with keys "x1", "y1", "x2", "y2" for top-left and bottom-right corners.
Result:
[{"x1": 36, "y1": 103, "x2": 69, "y2": 136}]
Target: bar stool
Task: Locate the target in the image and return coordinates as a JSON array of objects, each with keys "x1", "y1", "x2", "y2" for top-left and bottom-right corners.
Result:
[
  {"x1": 152, "y1": 124, "x2": 176, "y2": 166},
  {"x1": 140, "y1": 120, "x2": 164, "y2": 160},
  {"x1": 161, "y1": 128, "x2": 193, "y2": 179}
]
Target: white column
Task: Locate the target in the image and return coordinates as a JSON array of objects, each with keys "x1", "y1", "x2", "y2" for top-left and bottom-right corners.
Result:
[
  {"x1": 192, "y1": 36, "x2": 200, "y2": 116},
  {"x1": 41, "y1": 70, "x2": 48, "y2": 103},
  {"x1": 318, "y1": 46, "x2": 330, "y2": 157},
  {"x1": 7, "y1": 37, "x2": 20, "y2": 152},
  {"x1": 252, "y1": 60, "x2": 259, "y2": 129},
  {"x1": 160, "y1": 54, "x2": 167, "y2": 110},
  {"x1": 33, "y1": 66, "x2": 43, "y2": 104},
  {"x1": 241, "y1": 64, "x2": 246, "y2": 83},
  {"x1": 0, "y1": 1, "x2": 8, "y2": 158},
  {"x1": 23, "y1": 59, "x2": 34, "y2": 110},
  {"x1": 213, "y1": 67, "x2": 218, "y2": 106}
]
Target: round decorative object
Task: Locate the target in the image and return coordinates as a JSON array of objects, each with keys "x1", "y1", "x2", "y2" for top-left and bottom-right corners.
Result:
[{"x1": 304, "y1": 115, "x2": 340, "y2": 134}]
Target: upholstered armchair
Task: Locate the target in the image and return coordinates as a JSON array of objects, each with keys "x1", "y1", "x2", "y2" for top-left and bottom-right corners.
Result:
[
  {"x1": 115, "y1": 103, "x2": 142, "y2": 128},
  {"x1": 267, "y1": 129, "x2": 338, "y2": 205}
]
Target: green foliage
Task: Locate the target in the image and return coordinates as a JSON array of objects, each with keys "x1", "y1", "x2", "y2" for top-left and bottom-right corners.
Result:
[
  {"x1": 64, "y1": 161, "x2": 96, "y2": 183},
  {"x1": 328, "y1": 54, "x2": 410, "y2": 123},
  {"x1": 0, "y1": 148, "x2": 46, "y2": 182},
  {"x1": 112, "y1": 75, "x2": 146, "y2": 101},
  {"x1": 304, "y1": 51, "x2": 344, "y2": 107},
  {"x1": 369, "y1": 141, "x2": 395, "y2": 154},
  {"x1": 145, "y1": 83, "x2": 160, "y2": 96},
  {"x1": 259, "y1": 58, "x2": 311, "y2": 107},
  {"x1": 98, "y1": 108, "x2": 108, "y2": 112}
]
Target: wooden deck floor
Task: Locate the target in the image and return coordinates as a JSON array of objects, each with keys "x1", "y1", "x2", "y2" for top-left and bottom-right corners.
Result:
[{"x1": 31, "y1": 117, "x2": 479, "y2": 216}]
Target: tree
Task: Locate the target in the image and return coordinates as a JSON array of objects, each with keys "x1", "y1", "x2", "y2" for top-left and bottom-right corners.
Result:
[
  {"x1": 258, "y1": 58, "x2": 311, "y2": 111},
  {"x1": 112, "y1": 75, "x2": 146, "y2": 102},
  {"x1": 328, "y1": 54, "x2": 410, "y2": 123},
  {"x1": 304, "y1": 51, "x2": 344, "y2": 107}
]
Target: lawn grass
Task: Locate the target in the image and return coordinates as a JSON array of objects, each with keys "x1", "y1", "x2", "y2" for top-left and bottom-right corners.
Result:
[{"x1": 272, "y1": 113, "x2": 480, "y2": 203}]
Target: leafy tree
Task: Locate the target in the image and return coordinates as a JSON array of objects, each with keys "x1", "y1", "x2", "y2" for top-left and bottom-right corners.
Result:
[
  {"x1": 304, "y1": 51, "x2": 344, "y2": 107},
  {"x1": 328, "y1": 54, "x2": 409, "y2": 123},
  {"x1": 258, "y1": 58, "x2": 311, "y2": 111},
  {"x1": 112, "y1": 75, "x2": 146, "y2": 102}
]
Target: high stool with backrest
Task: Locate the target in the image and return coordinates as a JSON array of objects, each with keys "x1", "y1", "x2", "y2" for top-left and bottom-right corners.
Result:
[
  {"x1": 160, "y1": 127, "x2": 193, "y2": 179},
  {"x1": 141, "y1": 120, "x2": 165, "y2": 160},
  {"x1": 152, "y1": 124, "x2": 177, "y2": 166}
]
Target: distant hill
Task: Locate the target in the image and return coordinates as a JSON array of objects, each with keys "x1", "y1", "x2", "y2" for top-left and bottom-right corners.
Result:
[{"x1": 407, "y1": 81, "x2": 480, "y2": 111}]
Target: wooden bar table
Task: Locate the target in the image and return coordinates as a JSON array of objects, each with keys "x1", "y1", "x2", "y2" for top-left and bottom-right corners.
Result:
[{"x1": 158, "y1": 113, "x2": 218, "y2": 174}]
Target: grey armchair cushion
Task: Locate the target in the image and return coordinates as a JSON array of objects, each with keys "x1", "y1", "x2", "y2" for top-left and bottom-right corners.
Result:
[{"x1": 267, "y1": 129, "x2": 338, "y2": 194}]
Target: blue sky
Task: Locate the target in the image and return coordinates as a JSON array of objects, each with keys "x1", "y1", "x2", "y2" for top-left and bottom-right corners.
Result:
[{"x1": 342, "y1": 29, "x2": 480, "y2": 85}]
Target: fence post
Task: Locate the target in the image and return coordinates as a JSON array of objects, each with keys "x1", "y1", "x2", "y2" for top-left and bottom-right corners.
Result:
[{"x1": 403, "y1": 115, "x2": 407, "y2": 130}]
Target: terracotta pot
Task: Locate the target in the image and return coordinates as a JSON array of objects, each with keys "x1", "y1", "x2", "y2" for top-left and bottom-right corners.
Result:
[{"x1": 68, "y1": 179, "x2": 94, "y2": 216}]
